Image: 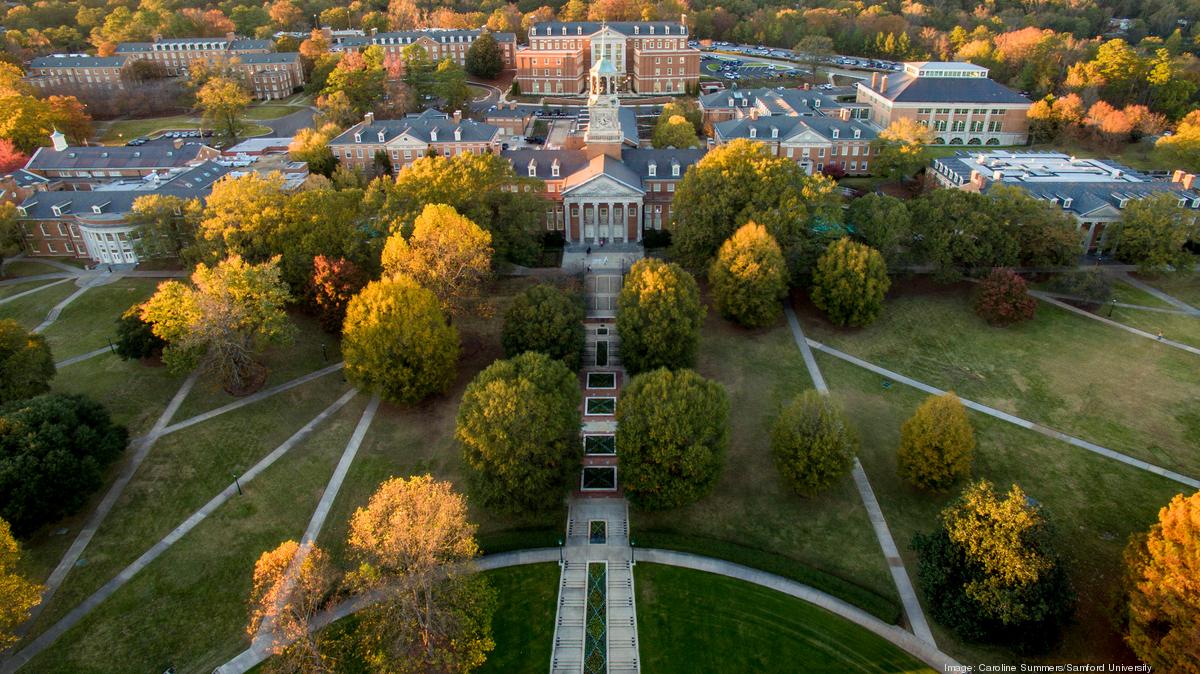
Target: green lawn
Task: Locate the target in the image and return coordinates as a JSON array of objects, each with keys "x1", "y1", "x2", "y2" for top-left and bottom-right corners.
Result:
[
  {"x1": 24, "y1": 394, "x2": 369, "y2": 673},
  {"x1": 816, "y1": 353, "x2": 1186, "y2": 665},
  {"x1": 100, "y1": 116, "x2": 199, "y2": 143},
  {"x1": 0, "y1": 278, "x2": 63, "y2": 300},
  {"x1": 1135, "y1": 270, "x2": 1200, "y2": 308},
  {"x1": 631, "y1": 307, "x2": 897, "y2": 617},
  {"x1": 1107, "y1": 304, "x2": 1200, "y2": 348},
  {"x1": 635, "y1": 564, "x2": 934, "y2": 673},
  {"x1": 1, "y1": 260, "x2": 66, "y2": 278},
  {"x1": 52, "y1": 353, "x2": 183, "y2": 435},
  {"x1": 799, "y1": 284, "x2": 1200, "y2": 477},
  {"x1": 41, "y1": 278, "x2": 162, "y2": 360},
  {"x1": 477, "y1": 563, "x2": 559, "y2": 673},
  {"x1": 241, "y1": 104, "x2": 301, "y2": 121},
  {"x1": 0, "y1": 280, "x2": 78, "y2": 330}
]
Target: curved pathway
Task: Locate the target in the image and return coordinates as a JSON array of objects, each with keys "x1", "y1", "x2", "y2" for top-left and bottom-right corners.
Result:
[{"x1": 1029, "y1": 291, "x2": 1200, "y2": 357}]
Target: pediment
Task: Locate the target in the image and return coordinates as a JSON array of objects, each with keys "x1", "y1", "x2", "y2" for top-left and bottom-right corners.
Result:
[
  {"x1": 563, "y1": 173, "x2": 643, "y2": 197},
  {"x1": 781, "y1": 128, "x2": 832, "y2": 145}
]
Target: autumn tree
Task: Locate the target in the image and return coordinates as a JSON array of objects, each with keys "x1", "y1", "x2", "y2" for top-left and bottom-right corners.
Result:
[
  {"x1": 456, "y1": 352, "x2": 581, "y2": 512},
  {"x1": 114, "y1": 304, "x2": 166, "y2": 361},
  {"x1": 0, "y1": 393, "x2": 127, "y2": 536},
  {"x1": 913, "y1": 481, "x2": 1075, "y2": 652},
  {"x1": 0, "y1": 319, "x2": 55, "y2": 404},
  {"x1": 465, "y1": 31, "x2": 504, "y2": 79},
  {"x1": 847, "y1": 193, "x2": 911, "y2": 265},
  {"x1": 616, "y1": 368, "x2": 729, "y2": 510},
  {"x1": 1122, "y1": 491, "x2": 1200, "y2": 671},
  {"x1": 197, "y1": 76, "x2": 251, "y2": 139},
  {"x1": 308, "y1": 255, "x2": 367, "y2": 334},
  {"x1": 810, "y1": 238, "x2": 891, "y2": 327},
  {"x1": 323, "y1": 48, "x2": 387, "y2": 115},
  {"x1": 501, "y1": 284, "x2": 585, "y2": 368},
  {"x1": 870, "y1": 118, "x2": 934, "y2": 180},
  {"x1": 793, "y1": 35, "x2": 834, "y2": 86},
  {"x1": 1104, "y1": 192, "x2": 1200, "y2": 274},
  {"x1": 247, "y1": 540, "x2": 336, "y2": 671},
  {"x1": 141, "y1": 256, "x2": 295, "y2": 394},
  {"x1": 289, "y1": 124, "x2": 342, "y2": 176},
  {"x1": 897, "y1": 392, "x2": 975, "y2": 490},
  {"x1": 909, "y1": 189, "x2": 1020, "y2": 281},
  {"x1": 616, "y1": 258, "x2": 705, "y2": 374},
  {"x1": 974, "y1": 268, "x2": 1036, "y2": 327},
  {"x1": 984, "y1": 185, "x2": 1080, "y2": 269},
  {"x1": 346, "y1": 475, "x2": 496, "y2": 672},
  {"x1": 1156, "y1": 110, "x2": 1200, "y2": 172},
  {"x1": 381, "y1": 204, "x2": 493, "y2": 316},
  {"x1": 771, "y1": 391, "x2": 858, "y2": 497},
  {"x1": 0, "y1": 204, "x2": 19, "y2": 270},
  {"x1": 651, "y1": 114, "x2": 700, "y2": 149},
  {"x1": 342, "y1": 276, "x2": 458, "y2": 405},
  {"x1": 129, "y1": 194, "x2": 202, "y2": 259},
  {"x1": 708, "y1": 222, "x2": 788, "y2": 328},
  {"x1": 0, "y1": 518, "x2": 41, "y2": 649},
  {"x1": 0, "y1": 139, "x2": 27, "y2": 173}
]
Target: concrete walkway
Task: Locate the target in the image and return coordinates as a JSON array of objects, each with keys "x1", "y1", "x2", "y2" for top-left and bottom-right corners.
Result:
[
  {"x1": 1119, "y1": 273, "x2": 1200, "y2": 315},
  {"x1": 807, "y1": 338, "x2": 1200, "y2": 491},
  {"x1": 1, "y1": 389, "x2": 360, "y2": 673},
  {"x1": 31, "y1": 274, "x2": 114, "y2": 334},
  {"x1": 1033, "y1": 290, "x2": 1198, "y2": 315},
  {"x1": 1029, "y1": 291, "x2": 1200, "y2": 357},
  {"x1": 784, "y1": 306, "x2": 935, "y2": 646},
  {"x1": 0, "y1": 278, "x2": 72, "y2": 305},
  {"x1": 54, "y1": 346, "x2": 112, "y2": 368}
]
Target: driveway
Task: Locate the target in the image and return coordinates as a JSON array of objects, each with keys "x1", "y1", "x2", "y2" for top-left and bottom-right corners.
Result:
[{"x1": 264, "y1": 108, "x2": 316, "y2": 136}]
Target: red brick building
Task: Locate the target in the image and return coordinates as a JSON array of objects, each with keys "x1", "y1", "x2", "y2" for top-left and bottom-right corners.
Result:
[{"x1": 328, "y1": 110, "x2": 502, "y2": 175}]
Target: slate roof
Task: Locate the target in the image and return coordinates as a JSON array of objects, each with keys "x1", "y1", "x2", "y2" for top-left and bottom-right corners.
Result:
[
  {"x1": 328, "y1": 110, "x2": 500, "y2": 145},
  {"x1": 699, "y1": 87, "x2": 842, "y2": 114},
  {"x1": 501, "y1": 148, "x2": 706, "y2": 187},
  {"x1": 5, "y1": 170, "x2": 49, "y2": 188},
  {"x1": 502, "y1": 149, "x2": 591, "y2": 180},
  {"x1": 529, "y1": 22, "x2": 688, "y2": 37},
  {"x1": 562, "y1": 154, "x2": 644, "y2": 194},
  {"x1": 114, "y1": 42, "x2": 154, "y2": 53},
  {"x1": 25, "y1": 143, "x2": 213, "y2": 172},
  {"x1": 334, "y1": 29, "x2": 515, "y2": 48},
  {"x1": 713, "y1": 114, "x2": 876, "y2": 143},
  {"x1": 30, "y1": 55, "x2": 126, "y2": 68},
  {"x1": 618, "y1": 106, "x2": 639, "y2": 146},
  {"x1": 17, "y1": 161, "x2": 232, "y2": 222},
  {"x1": 861, "y1": 73, "x2": 1030, "y2": 105},
  {"x1": 620, "y1": 148, "x2": 705, "y2": 180},
  {"x1": 235, "y1": 52, "x2": 301, "y2": 65}
]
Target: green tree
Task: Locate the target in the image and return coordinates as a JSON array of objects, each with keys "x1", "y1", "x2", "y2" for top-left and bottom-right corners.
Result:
[
  {"x1": 401, "y1": 44, "x2": 435, "y2": 100},
  {"x1": 846, "y1": 193, "x2": 910, "y2": 265},
  {"x1": 708, "y1": 222, "x2": 788, "y2": 328},
  {"x1": 456, "y1": 352, "x2": 581, "y2": 512},
  {"x1": 0, "y1": 203, "x2": 23, "y2": 269},
  {"x1": 651, "y1": 114, "x2": 700, "y2": 149},
  {"x1": 913, "y1": 481, "x2": 1075, "y2": 652},
  {"x1": 810, "y1": 238, "x2": 890, "y2": 327},
  {"x1": 870, "y1": 119, "x2": 934, "y2": 180},
  {"x1": 129, "y1": 194, "x2": 202, "y2": 259},
  {"x1": 909, "y1": 189, "x2": 1019, "y2": 281},
  {"x1": 381, "y1": 204, "x2": 493, "y2": 317},
  {"x1": 501, "y1": 284, "x2": 585, "y2": 368},
  {"x1": 616, "y1": 369, "x2": 728, "y2": 510},
  {"x1": 435, "y1": 58, "x2": 471, "y2": 113},
  {"x1": 793, "y1": 35, "x2": 834, "y2": 86},
  {"x1": 0, "y1": 319, "x2": 54, "y2": 405},
  {"x1": 0, "y1": 517, "x2": 41, "y2": 649},
  {"x1": 1122, "y1": 491, "x2": 1200, "y2": 671},
  {"x1": 114, "y1": 304, "x2": 165, "y2": 361},
  {"x1": 0, "y1": 393, "x2": 127, "y2": 536},
  {"x1": 616, "y1": 258, "x2": 705, "y2": 374},
  {"x1": 1146, "y1": 49, "x2": 1197, "y2": 120},
  {"x1": 897, "y1": 392, "x2": 975, "y2": 490},
  {"x1": 985, "y1": 185, "x2": 1080, "y2": 268},
  {"x1": 771, "y1": 391, "x2": 858, "y2": 497},
  {"x1": 342, "y1": 276, "x2": 458, "y2": 404},
  {"x1": 197, "y1": 76, "x2": 251, "y2": 139},
  {"x1": 657, "y1": 101, "x2": 703, "y2": 136},
  {"x1": 141, "y1": 256, "x2": 295, "y2": 394},
  {"x1": 465, "y1": 31, "x2": 504, "y2": 79},
  {"x1": 1104, "y1": 192, "x2": 1199, "y2": 274},
  {"x1": 323, "y1": 48, "x2": 387, "y2": 114}
]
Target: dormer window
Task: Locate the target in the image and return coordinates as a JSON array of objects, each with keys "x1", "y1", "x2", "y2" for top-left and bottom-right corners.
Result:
[
  {"x1": 51, "y1": 201, "x2": 69, "y2": 216},
  {"x1": 17, "y1": 204, "x2": 29, "y2": 216},
  {"x1": 853, "y1": 128, "x2": 861, "y2": 139},
  {"x1": 527, "y1": 160, "x2": 537, "y2": 177},
  {"x1": 831, "y1": 129, "x2": 839, "y2": 139},
  {"x1": 454, "y1": 127, "x2": 462, "y2": 141},
  {"x1": 1062, "y1": 197, "x2": 1073, "y2": 209},
  {"x1": 749, "y1": 127, "x2": 757, "y2": 138},
  {"x1": 648, "y1": 161, "x2": 656, "y2": 177},
  {"x1": 430, "y1": 128, "x2": 438, "y2": 142},
  {"x1": 634, "y1": 26, "x2": 640, "y2": 34},
  {"x1": 377, "y1": 130, "x2": 386, "y2": 142},
  {"x1": 551, "y1": 160, "x2": 560, "y2": 177},
  {"x1": 671, "y1": 161, "x2": 680, "y2": 177},
  {"x1": 813, "y1": 99, "x2": 821, "y2": 108},
  {"x1": 353, "y1": 132, "x2": 362, "y2": 143},
  {"x1": 770, "y1": 127, "x2": 778, "y2": 139},
  {"x1": 91, "y1": 201, "x2": 109, "y2": 214}
]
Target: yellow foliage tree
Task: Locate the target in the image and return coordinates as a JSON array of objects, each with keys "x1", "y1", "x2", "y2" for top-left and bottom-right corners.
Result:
[
  {"x1": 381, "y1": 203, "x2": 493, "y2": 317},
  {"x1": 708, "y1": 222, "x2": 788, "y2": 328},
  {"x1": 897, "y1": 392, "x2": 975, "y2": 490},
  {"x1": 0, "y1": 518, "x2": 42, "y2": 650},
  {"x1": 810, "y1": 237, "x2": 890, "y2": 327},
  {"x1": 246, "y1": 540, "x2": 335, "y2": 670}
]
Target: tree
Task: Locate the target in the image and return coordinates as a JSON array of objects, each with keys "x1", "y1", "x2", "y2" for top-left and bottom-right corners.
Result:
[
  {"x1": 308, "y1": 255, "x2": 367, "y2": 334},
  {"x1": 0, "y1": 319, "x2": 54, "y2": 404},
  {"x1": 0, "y1": 518, "x2": 41, "y2": 649},
  {"x1": 909, "y1": 189, "x2": 1019, "y2": 281},
  {"x1": 616, "y1": 368, "x2": 728, "y2": 510},
  {"x1": 708, "y1": 222, "x2": 788, "y2": 328},
  {"x1": 114, "y1": 304, "x2": 166, "y2": 361},
  {"x1": 793, "y1": 35, "x2": 834, "y2": 86},
  {"x1": 400, "y1": 44, "x2": 435, "y2": 101},
  {"x1": 974, "y1": 268, "x2": 1036, "y2": 327},
  {"x1": 141, "y1": 256, "x2": 295, "y2": 394},
  {"x1": 897, "y1": 392, "x2": 975, "y2": 490},
  {"x1": 0, "y1": 393, "x2": 127, "y2": 536},
  {"x1": 651, "y1": 114, "x2": 699, "y2": 149},
  {"x1": 323, "y1": 49, "x2": 387, "y2": 115},
  {"x1": 810, "y1": 238, "x2": 890, "y2": 327},
  {"x1": 434, "y1": 59, "x2": 470, "y2": 114},
  {"x1": 870, "y1": 119, "x2": 934, "y2": 180},
  {"x1": 1122, "y1": 491, "x2": 1200, "y2": 671},
  {"x1": 45, "y1": 95, "x2": 92, "y2": 145},
  {"x1": 342, "y1": 276, "x2": 458, "y2": 405},
  {"x1": 129, "y1": 194, "x2": 201, "y2": 259},
  {"x1": 456, "y1": 352, "x2": 581, "y2": 512},
  {"x1": 0, "y1": 139, "x2": 28, "y2": 173},
  {"x1": 1156, "y1": 110, "x2": 1200, "y2": 172},
  {"x1": 1104, "y1": 192, "x2": 1199, "y2": 274},
  {"x1": 985, "y1": 185, "x2": 1080, "y2": 269},
  {"x1": 381, "y1": 204, "x2": 493, "y2": 317},
  {"x1": 771, "y1": 391, "x2": 858, "y2": 497},
  {"x1": 346, "y1": 475, "x2": 496, "y2": 672},
  {"x1": 913, "y1": 481, "x2": 1075, "y2": 652},
  {"x1": 0, "y1": 204, "x2": 19, "y2": 271},
  {"x1": 616, "y1": 258, "x2": 705, "y2": 374},
  {"x1": 289, "y1": 124, "x2": 341, "y2": 176},
  {"x1": 197, "y1": 76, "x2": 251, "y2": 139},
  {"x1": 846, "y1": 193, "x2": 911, "y2": 265},
  {"x1": 501, "y1": 284, "x2": 585, "y2": 368},
  {"x1": 247, "y1": 540, "x2": 335, "y2": 671},
  {"x1": 465, "y1": 31, "x2": 504, "y2": 79}
]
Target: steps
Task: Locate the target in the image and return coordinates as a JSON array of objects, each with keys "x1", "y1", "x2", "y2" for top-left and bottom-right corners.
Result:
[{"x1": 550, "y1": 560, "x2": 587, "y2": 673}]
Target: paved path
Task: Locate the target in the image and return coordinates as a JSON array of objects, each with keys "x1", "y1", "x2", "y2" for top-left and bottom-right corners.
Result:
[
  {"x1": 1033, "y1": 290, "x2": 1197, "y2": 315},
  {"x1": 31, "y1": 274, "x2": 114, "y2": 334},
  {"x1": 1, "y1": 389, "x2": 360, "y2": 673},
  {"x1": 807, "y1": 338, "x2": 1200, "y2": 490},
  {"x1": 0, "y1": 278, "x2": 72, "y2": 305},
  {"x1": 1119, "y1": 273, "x2": 1200, "y2": 315},
  {"x1": 1029, "y1": 291, "x2": 1200, "y2": 357},
  {"x1": 783, "y1": 307, "x2": 935, "y2": 645},
  {"x1": 54, "y1": 346, "x2": 112, "y2": 368},
  {"x1": 0, "y1": 273, "x2": 73, "y2": 287}
]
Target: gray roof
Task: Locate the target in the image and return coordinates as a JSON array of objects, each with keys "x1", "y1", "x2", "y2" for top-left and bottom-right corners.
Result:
[
  {"x1": 235, "y1": 52, "x2": 300, "y2": 65},
  {"x1": 502, "y1": 149, "x2": 590, "y2": 180},
  {"x1": 26, "y1": 143, "x2": 212, "y2": 172},
  {"x1": 529, "y1": 21, "x2": 687, "y2": 37},
  {"x1": 501, "y1": 147, "x2": 706, "y2": 186},
  {"x1": 699, "y1": 87, "x2": 842, "y2": 114},
  {"x1": 620, "y1": 148, "x2": 705, "y2": 180},
  {"x1": 4, "y1": 170, "x2": 49, "y2": 187},
  {"x1": 335, "y1": 29, "x2": 515, "y2": 48},
  {"x1": 619, "y1": 107, "x2": 639, "y2": 146},
  {"x1": 861, "y1": 74, "x2": 1029, "y2": 105},
  {"x1": 329, "y1": 110, "x2": 500, "y2": 145},
  {"x1": 115, "y1": 42, "x2": 153, "y2": 53},
  {"x1": 230, "y1": 38, "x2": 273, "y2": 51},
  {"x1": 30, "y1": 55, "x2": 127, "y2": 68},
  {"x1": 713, "y1": 114, "x2": 875, "y2": 143},
  {"x1": 16, "y1": 161, "x2": 232, "y2": 222}
]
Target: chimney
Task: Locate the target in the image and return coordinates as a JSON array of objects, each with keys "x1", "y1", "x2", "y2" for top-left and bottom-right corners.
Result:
[
  {"x1": 871, "y1": 72, "x2": 880, "y2": 90},
  {"x1": 1184, "y1": 174, "x2": 1197, "y2": 190},
  {"x1": 1172, "y1": 169, "x2": 1186, "y2": 183},
  {"x1": 174, "y1": 138, "x2": 184, "y2": 150},
  {"x1": 880, "y1": 75, "x2": 889, "y2": 92},
  {"x1": 364, "y1": 111, "x2": 375, "y2": 125},
  {"x1": 970, "y1": 170, "x2": 982, "y2": 187},
  {"x1": 453, "y1": 109, "x2": 462, "y2": 123},
  {"x1": 152, "y1": 33, "x2": 163, "y2": 43},
  {"x1": 992, "y1": 169, "x2": 1002, "y2": 181},
  {"x1": 370, "y1": 27, "x2": 377, "y2": 36}
]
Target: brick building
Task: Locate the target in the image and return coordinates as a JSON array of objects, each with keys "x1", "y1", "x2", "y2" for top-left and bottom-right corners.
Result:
[
  {"x1": 227, "y1": 52, "x2": 304, "y2": 100},
  {"x1": 328, "y1": 109, "x2": 502, "y2": 174},
  {"x1": 515, "y1": 19, "x2": 700, "y2": 96},
  {"x1": 855, "y1": 62, "x2": 1032, "y2": 146},
  {"x1": 115, "y1": 34, "x2": 273, "y2": 76},
  {"x1": 26, "y1": 55, "x2": 128, "y2": 92},
  {"x1": 25, "y1": 134, "x2": 221, "y2": 187},
  {"x1": 329, "y1": 28, "x2": 515, "y2": 69}
]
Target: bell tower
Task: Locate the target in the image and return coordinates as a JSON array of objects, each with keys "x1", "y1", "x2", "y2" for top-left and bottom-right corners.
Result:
[{"x1": 584, "y1": 57, "x2": 623, "y2": 159}]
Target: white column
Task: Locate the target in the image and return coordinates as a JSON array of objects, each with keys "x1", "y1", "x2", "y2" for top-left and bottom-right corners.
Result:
[{"x1": 606, "y1": 200, "x2": 614, "y2": 242}]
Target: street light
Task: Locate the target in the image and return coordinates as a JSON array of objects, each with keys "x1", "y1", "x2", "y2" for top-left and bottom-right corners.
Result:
[
  {"x1": 557, "y1": 538, "x2": 564, "y2": 566},
  {"x1": 232, "y1": 472, "x2": 243, "y2": 496},
  {"x1": 1108, "y1": 298, "x2": 1117, "y2": 317}
]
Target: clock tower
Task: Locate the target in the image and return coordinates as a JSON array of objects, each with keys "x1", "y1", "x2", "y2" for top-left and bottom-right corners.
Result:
[{"x1": 584, "y1": 56, "x2": 623, "y2": 159}]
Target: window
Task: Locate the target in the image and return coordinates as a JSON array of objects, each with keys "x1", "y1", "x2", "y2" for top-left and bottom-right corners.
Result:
[{"x1": 988, "y1": 121, "x2": 1002, "y2": 132}]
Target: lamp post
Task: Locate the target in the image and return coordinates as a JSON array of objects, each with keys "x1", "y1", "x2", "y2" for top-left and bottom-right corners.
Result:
[
  {"x1": 1108, "y1": 298, "x2": 1117, "y2": 317},
  {"x1": 558, "y1": 538, "x2": 564, "y2": 566},
  {"x1": 232, "y1": 472, "x2": 242, "y2": 496}
]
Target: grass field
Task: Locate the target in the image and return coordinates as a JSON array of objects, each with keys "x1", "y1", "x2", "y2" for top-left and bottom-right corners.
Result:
[
  {"x1": 1135, "y1": 270, "x2": 1200, "y2": 307},
  {"x1": 0, "y1": 278, "x2": 64, "y2": 300},
  {"x1": 635, "y1": 564, "x2": 934, "y2": 673},
  {"x1": 0, "y1": 280, "x2": 78, "y2": 330},
  {"x1": 1, "y1": 260, "x2": 66, "y2": 278},
  {"x1": 631, "y1": 307, "x2": 897, "y2": 614},
  {"x1": 799, "y1": 284, "x2": 1200, "y2": 477},
  {"x1": 240, "y1": 104, "x2": 302, "y2": 120},
  {"x1": 478, "y1": 563, "x2": 559, "y2": 673},
  {"x1": 41, "y1": 278, "x2": 162, "y2": 360}
]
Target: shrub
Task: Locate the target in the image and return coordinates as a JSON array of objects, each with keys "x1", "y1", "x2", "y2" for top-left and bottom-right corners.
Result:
[
  {"x1": 974, "y1": 268, "x2": 1036, "y2": 326},
  {"x1": 616, "y1": 259, "x2": 705, "y2": 374},
  {"x1": 456, "y1": 352, "x2": 581, "y2": 512},
  {"x1": 1046, "y1": 269, "x2": 1112, "y2": 304},
  {"x1": 0, "y1": 394, "x2": 127, "y2": 536},
  {"x1": 114, "y1": 304, "x2": 165, "y2": 361},
  {"x1": 342, "y1": 276, "x2": 459, "y2": 404},
  {"x1": 501, "y1": 284, "x2": 585, "y2": 369},
  {"x1": 0, "y1": 319, "x2": 54, "y2": 405},
  {"x1": 308, "y1": 255, "x2": 367, "y2": 334},
  {"x1": 810, "y1": 237, "x2": 891, "y2": 327},
  {"x1": 708, "y1": 222, "x2": 789, "y2": 328},
  {"x1": 616, "y1": 369, "x2": 728, "y2": 510},
  {"x1": 897, "y1": 392, "x2": 975, "y2": 490},
  {"x1": 770, "y1": 391, "x2": 858, "y2": 497}
]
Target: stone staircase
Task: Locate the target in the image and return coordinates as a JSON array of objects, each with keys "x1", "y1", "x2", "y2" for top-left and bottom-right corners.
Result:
[
  {"x1": 585, "y1": 272, "x2": 623, "y2": 319},
  {"x1": 549, "y1": 560, "x2": 587, "y2": 674}
]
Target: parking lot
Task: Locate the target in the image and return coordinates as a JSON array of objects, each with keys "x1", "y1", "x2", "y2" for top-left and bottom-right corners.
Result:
[
  {"x1": 702, "y1": 54, "x2": 807, "y2": 83},
  {"x1": 123, "y1": 129, "x2": 213, "y2": 147}
]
